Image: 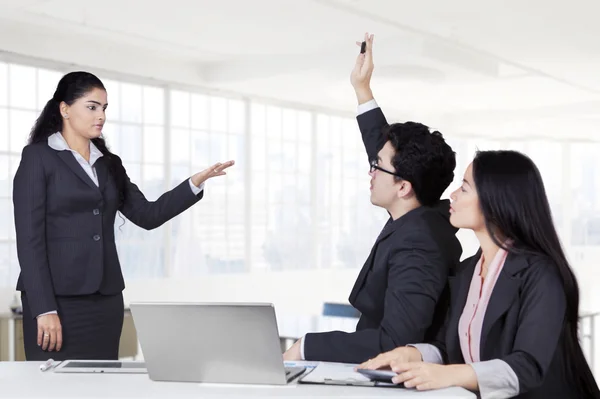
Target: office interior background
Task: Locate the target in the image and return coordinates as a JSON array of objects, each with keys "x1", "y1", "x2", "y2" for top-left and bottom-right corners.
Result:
[{"x1": 0, "y1": 0, "x2": 599, "y2": 371}]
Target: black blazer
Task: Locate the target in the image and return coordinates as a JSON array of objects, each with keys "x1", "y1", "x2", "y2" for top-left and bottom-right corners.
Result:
[
  {"x1": 303, "y1": 107, "x2": 462, "y2": 363},
  {"x1": 434, "y1": 251, "x2": 585, "y2": 398},
  {"x1": 13, "y1": 142, "x2": 203, "y2": 318}
]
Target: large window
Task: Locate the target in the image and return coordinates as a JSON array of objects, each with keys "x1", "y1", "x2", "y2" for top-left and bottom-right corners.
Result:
[
  {"x1": 315, "y1": 113, "x2": 386, "y2": 269},
  {"x1": 0, "y1": 63, "x2": 63, "y2": 287},
  {"x1": 101, "y1": 80, "x2": 168, "y2": 280},
  {"x1": 250, "y1": 104, "x2": 313, "y2": 271},
  {"x1": 569, "y1": 143, "x2": 600, "y2": 320},
  {"x1": 169, "y1": 91, "x2": 247, "y2": 275},
  {"x1": 570, "y1": 143, "x2": 600, "y2": 246},
  {"x1": 2, "y1": 56, "x2": 600, "y2": 308}
]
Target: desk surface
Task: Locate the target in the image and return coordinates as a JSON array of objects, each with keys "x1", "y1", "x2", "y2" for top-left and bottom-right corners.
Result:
[{"x1": 0, "y1": 362, "x2": 476, "y2": 398}]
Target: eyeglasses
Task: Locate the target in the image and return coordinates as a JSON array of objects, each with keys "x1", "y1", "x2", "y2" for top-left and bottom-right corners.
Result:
[{"x1": 369, "y1": 159, "x2": 403, "y2": 178}]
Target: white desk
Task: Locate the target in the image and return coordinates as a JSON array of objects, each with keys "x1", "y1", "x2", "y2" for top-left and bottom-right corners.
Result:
[{"x1": 0, "y1": 362, "x2": 476, "y2": 398}]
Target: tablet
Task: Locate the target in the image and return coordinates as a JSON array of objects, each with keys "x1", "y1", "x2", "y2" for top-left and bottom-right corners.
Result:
[
  {"x1": 356, "y1": 368, "x2": 399, "y2": 384},
  {"x1": 53, "y1": 360, "x2": 147, "y2": 374}
]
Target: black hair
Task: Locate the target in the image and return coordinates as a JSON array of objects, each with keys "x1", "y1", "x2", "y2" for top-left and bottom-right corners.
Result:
[
  {"x1": 385, "y1": 121, "x2": 455, "y2": 206},
  {"x1": 472, "y1": 150, "x2": 600, "y2": 398},
  {"x1": 28, "y1": 71, "x2": 127, "y2": 205}
]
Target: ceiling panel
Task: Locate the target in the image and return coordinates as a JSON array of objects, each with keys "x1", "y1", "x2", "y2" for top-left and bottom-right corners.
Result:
[
  {"x1": 328, "y1": 0, "x2": 600, "y2": 90},
  {"x1": 21, "y1": 0, "x2": 401, "y2": 56},
  {"x1": 0, "y1": 0, "x2": 599, "y2": 134}
]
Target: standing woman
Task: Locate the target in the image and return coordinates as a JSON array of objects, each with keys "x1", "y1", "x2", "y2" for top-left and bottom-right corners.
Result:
[
  {"x1": 13, "y1": 71, "x2": 234, "y2": 361},
  {"x1": 359, "y1": 150, "x2": 600, "y2": 398}
]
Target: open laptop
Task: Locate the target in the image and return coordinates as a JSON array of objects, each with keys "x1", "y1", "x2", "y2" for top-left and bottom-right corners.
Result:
[{"x1": 129, "y1": 302, "x2": 306, "y2": 385}]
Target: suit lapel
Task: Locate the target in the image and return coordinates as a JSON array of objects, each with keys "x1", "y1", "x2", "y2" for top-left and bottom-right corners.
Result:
[
  {"x1": 95, "y1": 157, "x2": 109, "y2": 193},
  {"x1": 446, "y1": 253, "x2": 479, "y2": 362},
  {"x1": 350, "y1": 219, "x2": 391, "y2": 303},
  {"x1": 57, "y1": 151, "x2": 101, "y2": 194},
  {"x1": 348, "y1": 214, "x2": 409, "y2": 303},
  {"x1": 480, "y1": 252, "x2": 528, "y2": 351},
  {"x1": 349, "y1": 249, "x2": 374, "y2": 304},
  {"x1": 349, "y1": 205, "x2": 435, "y2": 304}
]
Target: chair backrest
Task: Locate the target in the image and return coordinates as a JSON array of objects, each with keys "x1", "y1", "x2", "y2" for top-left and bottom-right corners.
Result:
[
  {"x1": 315, "y1": 302, "x2": 361, "y2": 333},
  {"x1": 322, "y1": 302, "x2": 361, "y2": 318}
]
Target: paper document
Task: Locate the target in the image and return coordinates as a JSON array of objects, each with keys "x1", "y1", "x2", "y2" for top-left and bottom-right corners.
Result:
[
  {"x1": 284, "y1": 360, "x2": 319, "y2": 370},
  {"x1": 300, "y1": 362, "x2": 387, "y2": 386},
  {"x1": 311, "y1": 363, "x2": 370, "y2": 382}
]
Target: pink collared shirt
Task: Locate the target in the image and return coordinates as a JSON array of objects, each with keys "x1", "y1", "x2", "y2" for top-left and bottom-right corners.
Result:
[{"x1": 458, "y1": 247, "x2": 509, "y2": 363}]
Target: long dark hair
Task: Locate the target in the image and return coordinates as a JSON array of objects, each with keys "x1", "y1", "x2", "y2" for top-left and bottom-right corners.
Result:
[
  {"x1": 29, "y1": 71, "x2": 127, "y2": 204},
  {"x1": 472, "y1": 150, "x2": 599, "y2": 397}
]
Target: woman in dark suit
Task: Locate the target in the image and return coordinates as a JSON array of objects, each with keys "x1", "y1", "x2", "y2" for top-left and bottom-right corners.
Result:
[
  {"x1": 359, "y1": 150, "x2": 599, "y2": 398},
  {"x1": 13, "y1": 71, "x2": 234, "y2": 361}
]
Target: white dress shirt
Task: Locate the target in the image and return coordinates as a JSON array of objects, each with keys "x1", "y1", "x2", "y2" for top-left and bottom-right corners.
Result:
[{"x1": 38, "y1": 132, "x2": 204, "y2": 318}]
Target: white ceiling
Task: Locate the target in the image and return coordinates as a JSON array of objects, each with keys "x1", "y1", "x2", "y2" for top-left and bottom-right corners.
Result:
[{"x1": 1, "y1": 0, "x2": 600, "y2": 139}]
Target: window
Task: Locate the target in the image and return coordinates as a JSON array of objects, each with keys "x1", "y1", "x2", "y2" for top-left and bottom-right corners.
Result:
[
  {"x1": 2, "y1": 55, "x2": 600, "y2": 321},
  {"x1": 571, "y1": 143, "x2": 600, "y2": 246},
  {"x1": 315, "y1": 113, "x2": 386, "y2": 270},
  {"x1": 569, "y1": 142, "x2": 600, "y2": 371},
  {"x1": 100, "y1": 79, "x2": 167, "y2": 279},
  {"x1": 0, "y1": 63, "x2": 66, "y2": 287},
  {"x1": 441, "y1": 137, "x2": 468, "y2": 200},
  {"x1": 527, "y1": 140, "x2": 563, "y2": 232},
  {"x1": 169, "y1": 92, "x2": 247, "y2": 276},
  {"x1": 250, "y1": 104, "x2": 314, "y2": 271}
]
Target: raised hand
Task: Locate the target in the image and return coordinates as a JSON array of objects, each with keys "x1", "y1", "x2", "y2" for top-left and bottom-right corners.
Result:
[{"x1": 350, "y1": 32, "x2": 375, "y2": 93}]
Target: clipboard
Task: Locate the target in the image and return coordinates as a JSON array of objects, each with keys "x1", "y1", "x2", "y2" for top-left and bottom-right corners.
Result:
[{"x1": 298, "y1": 362, "x2": 398, "y2": 387}]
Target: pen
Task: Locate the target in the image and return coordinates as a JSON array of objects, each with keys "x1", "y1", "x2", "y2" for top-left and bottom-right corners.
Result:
[{"x1": 40, "y1": 358, "x2": 55, "y2": 372}]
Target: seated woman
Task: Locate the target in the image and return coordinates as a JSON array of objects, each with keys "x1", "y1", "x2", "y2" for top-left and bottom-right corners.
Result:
[{"x1": 359, "y1": 150, "x2": 600, "y2": 399}]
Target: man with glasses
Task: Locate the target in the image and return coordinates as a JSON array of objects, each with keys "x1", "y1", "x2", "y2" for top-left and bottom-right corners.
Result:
[{"x1": 284, "y1": 33, "x2": 461, "y2": 363}]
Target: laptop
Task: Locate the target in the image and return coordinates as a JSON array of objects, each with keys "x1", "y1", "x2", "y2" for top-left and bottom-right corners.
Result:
[{"x1": 129, "y1": 302, "x2": 306, "y2": 385}]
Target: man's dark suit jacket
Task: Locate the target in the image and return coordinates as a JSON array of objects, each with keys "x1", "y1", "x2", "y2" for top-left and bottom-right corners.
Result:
[
  {"x1": 303, "y1": 107, "x2": 462, "y2": 363},
  {"x1": 13, "y1": 141, "x2": 203, "y2": 318}
]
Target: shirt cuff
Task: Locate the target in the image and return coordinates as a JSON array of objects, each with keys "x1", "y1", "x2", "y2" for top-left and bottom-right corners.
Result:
[
  {"x1": 357, "y1": 99, "x2": 379, "y2": 115},
  {"x1": 37, "y1": 310, "x2": 57, "y2": 318},
  {"x1": 189, "y1": 178, "x2": 205, "y2": 195},
  {"x1": 469, "y1": 359, "x2": 520, "y2": 399},
  {"x1": 300, "y1": 335, "x2": 306, "y2": 360},
  {"x1": 407, "y1": 343, "x2": 444, "y2": 364}
]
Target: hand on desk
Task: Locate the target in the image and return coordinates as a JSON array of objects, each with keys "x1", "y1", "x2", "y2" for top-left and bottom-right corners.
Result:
[
  {"x1": 390, "y1": 363, "x2": 477, "y2": 391},
  {"x1": 359, "y1": 346, "x2": 478, "y2": 391},
  {"x1": 37, "y1": 314, "x2": 62, "y2": 352},
  {"x1": 282, "y1": 338, "x2": 302, "y2": 361},
  {"x1": 359, "y1": 346, "x2": 422, "y2": 371}
]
